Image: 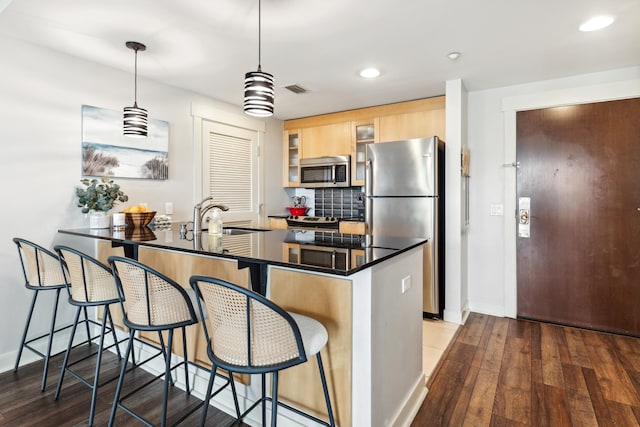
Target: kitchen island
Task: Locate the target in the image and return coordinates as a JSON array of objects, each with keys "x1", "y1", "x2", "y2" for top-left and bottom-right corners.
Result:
[{"x1": 58, "y1": 225, "x2": 428, "y2": 427}]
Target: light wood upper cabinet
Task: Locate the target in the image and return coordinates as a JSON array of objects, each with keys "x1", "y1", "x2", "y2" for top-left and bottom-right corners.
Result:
[
  {"x1": 283, "y1": 129, "x2": 301, "y2": 187},
  {"x1": 283, "y1": 97, "x2": 446, "y2": 187},
  {"x1": 379, "y1": 108, "x2": 446, "y2": 143},
  {"x1": 301, "y1": 122, "x2": 351, "y2": 158}
]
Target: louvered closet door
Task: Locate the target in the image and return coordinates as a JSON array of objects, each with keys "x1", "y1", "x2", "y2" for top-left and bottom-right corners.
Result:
[{"x1": 202, "y1": 120, "x2": 260, "y2": 228}]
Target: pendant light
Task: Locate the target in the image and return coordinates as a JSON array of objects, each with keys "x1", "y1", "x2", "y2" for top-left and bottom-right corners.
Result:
[
  {"x1": 244, "y1": 0, "x2": 274, "y2": 117},
  {"x1": 123, "y1": 41, "x2": 148, "y2": 138}
]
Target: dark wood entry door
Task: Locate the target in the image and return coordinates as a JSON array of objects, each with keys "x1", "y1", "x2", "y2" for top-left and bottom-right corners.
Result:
[{"x1": 516, "y1": 98, "x2": 640, "y2": 335}]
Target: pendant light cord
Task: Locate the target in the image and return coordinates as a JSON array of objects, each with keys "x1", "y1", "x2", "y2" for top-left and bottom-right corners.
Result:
[
  {"x1": 134, "y1": 48, "x2": 138, "y2": 106},
  {"x1": 258, "y1": 0, "x2": 262, "y2": 71}
]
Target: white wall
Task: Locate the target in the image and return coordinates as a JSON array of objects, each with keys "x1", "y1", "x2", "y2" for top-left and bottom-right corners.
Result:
[
  {"x1": 0, "y1": 35, "x2": 286, "y2": 370},
  {"x1": 443, "y1": 79, "x2": 469, "y2": 324},
  {"x1": 467, "y1": 66, "x2": 640, "y2": 317}
]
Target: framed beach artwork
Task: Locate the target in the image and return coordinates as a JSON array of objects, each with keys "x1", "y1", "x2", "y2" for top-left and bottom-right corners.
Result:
[{"x1": 81, "y1": 105, "x2": 169, "y2": 180}]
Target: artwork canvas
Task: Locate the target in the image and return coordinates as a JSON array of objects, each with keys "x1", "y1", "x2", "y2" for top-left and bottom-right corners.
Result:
[{"x1": 81, "y1": 105, "x2": 169, "y2": 180}]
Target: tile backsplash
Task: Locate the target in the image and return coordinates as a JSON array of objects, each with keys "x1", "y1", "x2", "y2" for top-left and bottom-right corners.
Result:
[{"x1": 314, "y1": 187, "x2": 365, "y2": 220}]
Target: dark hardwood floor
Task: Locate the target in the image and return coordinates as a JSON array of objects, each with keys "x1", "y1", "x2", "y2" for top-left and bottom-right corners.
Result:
[
  {"x1": 413, "y1": 312, "x2": 640, "y2": 426},
  {"x1": 9, "y1": 312, "x2": 640, "y2": 426},
  {"x1": 0, "y1": 344, "x2": 247, "y2": 426}
]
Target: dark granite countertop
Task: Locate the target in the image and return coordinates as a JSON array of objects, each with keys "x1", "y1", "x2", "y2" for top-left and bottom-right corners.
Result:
[{"x1": 58, "y1": 225, "x2": 427, "y2": 277}]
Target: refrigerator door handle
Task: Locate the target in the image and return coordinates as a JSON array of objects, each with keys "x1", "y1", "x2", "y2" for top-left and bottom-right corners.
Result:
[
  {"x1": 365, "y1": 159, "x2": 373, "y2": 232},
  {"x1": 365, "y1": 195, "x2": 372, "y2": 232},
  {"x1": 331, "y1": 165, "x2": 336, "y2": 184},
  {"x1": 365, "y1": 159, "x2": 372, "y2": 197}
]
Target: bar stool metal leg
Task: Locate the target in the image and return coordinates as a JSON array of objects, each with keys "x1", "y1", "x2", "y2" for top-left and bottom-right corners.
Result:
[
  {"x1": 317, "y1": 353, "x2": 336, "y2": 427},
  {"x1": 160, "y1": 328, "x2": 174, "y2": 427},
  {"x1": 181, "y1": 326, "x2": 190, "y2": 394},
  {"x1": 271, "y1": 372, "x2": 279, "y2": 427},
  {"x1": 108, "y1": 329, "x2": 135, "y2": 427},
  {"x1": 105, "y1": 307, "x2": 123, "y2": 360},
  {"x1": 88, "y1": 307, "x2": 110, "y2": 425},
  {"x1": 262, "y1": 373, "x2": 267, "y2": 426},
  {"x1": 14, "y1": 290, "x2": 39, "y2": 374},
  {"x1": 54, "y1": 306, "x2": 83, "y2": 400},
  {"x1": 41, "y1": 288, "x2": 62, "y2": 391}
]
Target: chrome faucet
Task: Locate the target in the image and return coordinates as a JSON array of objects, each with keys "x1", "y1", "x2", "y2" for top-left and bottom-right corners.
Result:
[{"x1": 193, "y1": 196, "x2": 229, "y2": 232}]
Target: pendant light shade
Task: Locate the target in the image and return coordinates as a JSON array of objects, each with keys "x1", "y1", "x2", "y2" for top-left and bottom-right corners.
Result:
[
  {"x1": 244, "y1": 67, "x2": 274, "y2": 117},
  {"x1": 124, "y1": 41, "x2": 147, "y2": 138},
  {"x1": 244, "y1": 0, "x2": 274, "y2": 117}
]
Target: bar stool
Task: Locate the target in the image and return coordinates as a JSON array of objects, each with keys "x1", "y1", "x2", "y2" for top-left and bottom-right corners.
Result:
[
  {"x1": 190, "y1": 275, "x2": 336, "y2": 427},
  {"x1": 12, "y1": 237, "x2": 76, "y2": 391},
  {"x1": 107, "y1": 256, "x2": 236, "y2": 427},
  {"x1": 53, "y1": 245, "x2": 127, "y2": 426}
]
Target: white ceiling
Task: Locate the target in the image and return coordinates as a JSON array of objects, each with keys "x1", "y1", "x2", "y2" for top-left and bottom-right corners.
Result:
[{"x1": 0, "y1": 0, "x2": 638, "y2": 120}]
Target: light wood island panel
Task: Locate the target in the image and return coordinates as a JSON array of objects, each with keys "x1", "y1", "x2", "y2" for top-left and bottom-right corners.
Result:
[{"x1": 269, "y1": 267, "x2": 352, "y2": 427}]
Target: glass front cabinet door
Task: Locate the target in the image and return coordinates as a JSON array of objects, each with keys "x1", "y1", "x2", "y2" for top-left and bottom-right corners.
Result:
[
  {"x1": 351, "y1": 118, "x2": 379, "y2": 186},
  {"x1": 283, "y1": 129, "x2": 301, "y2": 186}
]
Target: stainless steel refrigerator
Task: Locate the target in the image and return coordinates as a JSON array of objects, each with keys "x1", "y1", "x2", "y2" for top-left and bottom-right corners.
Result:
[{"x1": 365, "y1": 137, "x2": 445, "y2": 318}]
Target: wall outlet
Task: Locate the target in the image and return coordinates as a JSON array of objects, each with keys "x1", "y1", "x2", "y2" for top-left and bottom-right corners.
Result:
[
  {"x1": 165, "y1": 202, "x2": 173, "y2": 215},
  {"x1": 401, "y1": 275, "x2": 412, "y2": 293},
  {"x1": 490, "y1": 204, "x2": 504, "y2": 216}
]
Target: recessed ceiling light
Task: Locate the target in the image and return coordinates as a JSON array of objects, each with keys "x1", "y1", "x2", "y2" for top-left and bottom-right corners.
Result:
[
  {"x1": 447, "y1": 52, "x2": 461, "y2": 60},
  {"x1": 359, "y1": 68, "x2": 381, "y2": 78},
  {"x1": 579, "y1": 15, "x2": 614, "y2": 32},
  {"x1": 0, "y1": 0, "x2": 12, "y2": 13}
]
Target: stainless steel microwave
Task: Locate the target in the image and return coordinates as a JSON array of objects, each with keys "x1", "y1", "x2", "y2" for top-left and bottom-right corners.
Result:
[{"x1": 300, "y1": 156, "x2": 350, "y2": 188}]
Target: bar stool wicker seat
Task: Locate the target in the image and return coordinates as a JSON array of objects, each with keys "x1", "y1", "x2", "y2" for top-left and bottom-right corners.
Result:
[
  {"x1": 107, "y1": 256, "x2": 236, "y2": 427},
  {"x1": 190, "y1": 275, "x2": 336, "y2": 427},
  {"x1": 53, "y1": 245, "x2": 128, "y2": 426},
  {"x1": 12, "y1": 237, "x2": 77, "y2": 392}
]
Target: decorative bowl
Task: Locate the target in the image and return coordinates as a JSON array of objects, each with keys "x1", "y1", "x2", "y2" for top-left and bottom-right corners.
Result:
[
  {"x1": 123, "y1": 211, "x2": 156, "y2": 228},
  {"x1": 124, "y1": 226, "x2": 157, "y2": 241},
  {"x1": 287, "y1": 206, "x2": 309, "y2": 216}
]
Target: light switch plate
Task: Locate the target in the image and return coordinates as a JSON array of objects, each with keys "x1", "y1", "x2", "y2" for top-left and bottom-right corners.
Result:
[
  {"x1": 490, "y1": 204, "x2": 504, "y2": 216},
  {"x1": 401, "y1": 275, "x2": 411, "y2": 293}
]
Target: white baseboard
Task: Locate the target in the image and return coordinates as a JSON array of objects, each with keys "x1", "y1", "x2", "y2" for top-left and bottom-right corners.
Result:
[
  {"x1": 0, "y1": 325, "x2": 89, "y2": 374},
  {"x1": 468, "y1": 301, "x2": 506, "y2": 318},
  {"x1": 390, "y1": 374, "x2": 427, "y2": 427}
]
